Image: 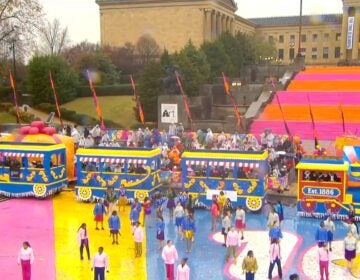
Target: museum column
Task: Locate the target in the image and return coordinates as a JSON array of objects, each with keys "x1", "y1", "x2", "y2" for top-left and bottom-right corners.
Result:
[
  {"x1": 221, "y1": 14, "x2": 226, "y2": 34},
  {"x1": 204, "y1": 9, "x2": 212, "y2": 41},
  {"x1": 230, "y1": 19, "x2": 234, "y2": 35},
  {"x1": 216, "y1": 12, "x2": 222, "y2": 37},
  {"x1": 352, "y1": 7, "x2": 360, "y2": 59},
  {"x1": 226, "y1": 17, "x2": 230, "y2": 32},
  {"x1": 211, "y1": 10, "x2": 217, "y2": 40}
]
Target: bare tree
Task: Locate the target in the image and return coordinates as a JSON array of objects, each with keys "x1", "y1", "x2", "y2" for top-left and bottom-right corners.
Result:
[
  {"x1": 136, "y1": 34, "x2": 160, "y2": 65},
  {"x1": 0, "y1": 0, "x2": 44, "y2": 59},
  {"x1": 38, "y1": 18, "x2": 69, "y2": 55}
]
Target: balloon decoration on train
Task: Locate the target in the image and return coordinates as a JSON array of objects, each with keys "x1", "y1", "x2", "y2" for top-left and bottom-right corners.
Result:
[{"x1": 19, "y1": 121, "x2": 56, "y2": 136}]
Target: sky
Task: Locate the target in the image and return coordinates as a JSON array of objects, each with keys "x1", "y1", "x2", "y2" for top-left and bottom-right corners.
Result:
[{"x1": 39, "y1": 0, "x2": 343, "y2": 44}]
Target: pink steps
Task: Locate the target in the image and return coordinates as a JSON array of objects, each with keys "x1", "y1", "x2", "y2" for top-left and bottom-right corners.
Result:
[{"x1": 272, "y1": 91, "x2": 360, "y2": 105}]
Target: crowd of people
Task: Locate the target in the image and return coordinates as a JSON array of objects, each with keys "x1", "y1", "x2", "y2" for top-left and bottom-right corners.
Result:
[{"x1": 60, "y1": 123, "x2": 304, "y2": 191}]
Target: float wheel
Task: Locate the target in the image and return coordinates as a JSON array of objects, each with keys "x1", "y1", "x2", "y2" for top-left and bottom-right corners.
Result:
[
  {"x1": 246, "y1": 197, "x2": 262, "y2": 211},
  {"x1": 78, "y1": 187, "x2": 92, "y2": 201},
  {"x1": 33, "y1": 184, "x2": 47, "y2": 197}
]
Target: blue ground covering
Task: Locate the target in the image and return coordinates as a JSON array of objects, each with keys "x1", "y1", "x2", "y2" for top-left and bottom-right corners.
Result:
[{"x1": 146, "y1": 202, "x2": 349, "y2": 280}]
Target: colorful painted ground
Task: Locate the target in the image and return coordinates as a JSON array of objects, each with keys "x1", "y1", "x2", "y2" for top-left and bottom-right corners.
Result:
[
  {"x1": 0, "y1": 191, "x2": 147, "y2": 280},
  {"x1": 0, "y1": 191, "x2": 359, "y2": 280}
]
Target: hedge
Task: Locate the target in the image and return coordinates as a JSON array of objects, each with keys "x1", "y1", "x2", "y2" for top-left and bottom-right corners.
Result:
[{"x1": 76, "y1": 84, "x2": 133, "y2": 97}]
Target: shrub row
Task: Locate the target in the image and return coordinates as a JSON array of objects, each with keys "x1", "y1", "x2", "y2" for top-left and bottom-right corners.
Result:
[{"x1": 76, "y1": 84, "x2": 133, "y2": 97}]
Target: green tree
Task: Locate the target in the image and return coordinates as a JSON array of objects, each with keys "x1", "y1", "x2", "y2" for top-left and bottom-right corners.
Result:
[
  {"x1": 27, "y1": 55, "x2": 78, "y2": 104},
  {"x1": 75, "y1": 51, "x2": 120, "y2": 85},
  {"x1": 136, "y1": 61, "x2": 163, "y2": 122},
  {"x1": 200, "y1": 40, "x2": 234, "y2": 79},
  {"x1": 173, "y1": 41, "x2": 210, "y2": 96},
  {"x1": 251, "y1": 32, "x2": 277, "y2": 63},
  {"x1": 217, "y1": 32, "x2": 243, "y2": 76}
]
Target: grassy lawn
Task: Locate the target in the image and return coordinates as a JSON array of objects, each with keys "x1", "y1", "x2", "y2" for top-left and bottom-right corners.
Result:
[
  {"x1": 61, "y1": 96, "x2": 138, "y2": 128},
  {"x1": 0, "y1": 112, "x2": 16, "y2": 123}
]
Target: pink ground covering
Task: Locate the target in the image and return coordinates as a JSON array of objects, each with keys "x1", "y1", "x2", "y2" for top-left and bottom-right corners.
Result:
[
  {"x1": 0, "y1": 199, "x2": 55, "y2": 280},
  {"x1": 272, "y1": 91, "x2": 360, "y2": 105},
  {"x1": 250, "y1": 120, "x2": 356, "y2": 140},
  {"x1": 294, "y1": 73, "x2": 360, "y2": 80}
]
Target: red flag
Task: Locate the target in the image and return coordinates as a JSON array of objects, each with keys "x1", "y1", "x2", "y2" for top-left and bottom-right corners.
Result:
[
  {"x1": 49, "y1": 72, "x2": 63, "y2": 127},
  {"x1": 339, "y1": 103, "x2": 345, "y2": 133},
  {"x1": 175, "y1": 71, "x2": 193, "y2": 126},
  {"x1": 9, "y1": 70, "x2": 20, "y2": 124},
  {"x1": 86, "y1": 70, "x2": 105, "y2": 129},
  {"x1": 275, "y1": 94, "x2": 291, "y2": 135},
  {"x1": 306, "y1": 94, "x2": 315, "y2": 130},
  {"x1": 222, "y1": 72, "x2": 243, "y2": 130},
  {"x1": 130, "y1": 75, "x2": 137, "y2": 99},
  {"x1": 129, "y1": 75, "x2": 145, "y2": 124},
  {"x1": 222, "y1": 72, "x2": 231, "y2": 96}
]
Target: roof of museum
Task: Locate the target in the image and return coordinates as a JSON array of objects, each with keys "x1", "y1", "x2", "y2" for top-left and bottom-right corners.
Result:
[{"x1": 249, "y1": 14, "x2": 342, "y2": 26}]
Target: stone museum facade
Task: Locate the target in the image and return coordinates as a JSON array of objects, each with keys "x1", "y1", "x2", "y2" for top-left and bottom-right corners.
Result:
[{"x1": 96, "y1": 0, "x2": 360, "y2": 65}]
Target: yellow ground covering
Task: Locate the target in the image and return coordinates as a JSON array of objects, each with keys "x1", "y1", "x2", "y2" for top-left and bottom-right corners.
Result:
[{"x1": 53, "y1": 191, "x2": 147, "y2": 279}]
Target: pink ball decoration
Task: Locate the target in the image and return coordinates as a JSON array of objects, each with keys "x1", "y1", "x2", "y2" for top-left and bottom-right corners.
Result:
[
  {"x1": 41, "y1": 127, "x2": 56, "y2": 135},
  {"x1": 28, "y1": 127, "x2": 39, "y2": 134},
  {"x1": 31, "y1": 121, "x2": 45, "y2": 130},
  {"x1": 20, "y1": 126, "x2": 31, "y2": 135}
]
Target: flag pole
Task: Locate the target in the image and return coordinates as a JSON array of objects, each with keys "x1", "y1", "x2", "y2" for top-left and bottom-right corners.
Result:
[
  {"x1": 49, "y1": 71, "x2": 64, "y2": 127},
  {"x1": 175, "y1": 71, "x2": 193, "y2": 131}
]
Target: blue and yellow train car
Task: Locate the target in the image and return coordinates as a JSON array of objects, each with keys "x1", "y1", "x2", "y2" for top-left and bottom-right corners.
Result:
[
  {"x1": 180, "y1": 150, "x2": 269, "y2": 211},
  {"x1": 296, "y1": 156, "x2": 350, "y2": 219},
  {"x1": 0, "y1": 142, "x2": 67, "y2": 197},
  {"x1": 75, "y1": 147, "x2": 162, "y2": 201}
]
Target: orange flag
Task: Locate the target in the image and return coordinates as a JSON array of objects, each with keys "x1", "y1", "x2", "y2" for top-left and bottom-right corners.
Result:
[
  {"x1": 9, "y1": 70, "x2": 20, "y2": 123},
  {"x1": 222, "y1": 72, "x2": 231, "y2": 96}
]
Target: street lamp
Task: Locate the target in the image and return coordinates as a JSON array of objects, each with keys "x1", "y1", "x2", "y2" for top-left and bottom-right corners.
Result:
[
  {"x1": 297, "y1": 0, "x2": 303, "y2": 58},
  {"x1": 264, "y1": 56, "x2": 274, "y2": 76},
  {"x1": 9, "y1": 39, "x2": 16, "y2": 81}
]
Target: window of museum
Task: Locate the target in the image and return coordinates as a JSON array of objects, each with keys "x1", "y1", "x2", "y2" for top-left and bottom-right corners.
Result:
[
  {"x1": 289, "y1": 48, "x2": 295, "y2": 60},
  {"x1": 301, "y1": 34, "x2": 306, "y2": 42},
  {"x1": 301, "y1": 48, "x2": 306, "y2": 57},
  {"x1": 324, "y1": 33, "x2": 330, "y2": 42},
  {"x1": 312, "y1": 34, "x2": 318, "y2": 43},
  {"x1": 336, "y1": 33, "x2": 341, "y2": 41},
  {"x1": 279, "y1": 35, "x2": 284, "y2": 43},
  {"x1": 278, "y1": 49, "x2": 284, "y2": 60},
  {"x1": 290, "y1": 35, "x2": 295, "y2": 42},
  {"x1": 312, "y1": 48, "x2": 317, "y2": 59},
  {"x1": 269, "y1": 36, "x2": 274, "y2": 43},
  {"x1": 323, "y1": 47, "x2": 329, "y2": 59},
  {"x1": 335, "y1": 47, "x2": 341, "y2": 58}
]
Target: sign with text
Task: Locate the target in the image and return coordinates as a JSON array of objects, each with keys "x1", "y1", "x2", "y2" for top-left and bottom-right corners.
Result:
[
  {"x1": 347, "y1": 16, "x2": 355, "y2": 49},
  {"x1": 299, "y1": 180, "x2": 344, "y2": 202},
  {"x1": 206, "y1": 189, "x2": 237, "y2": 202},
  {"x1": 161, "y1": 104, "x2": 178, "y2": 123},
  {"x1": 302, "y1": 186, "x2": 340, "y2": 197}
]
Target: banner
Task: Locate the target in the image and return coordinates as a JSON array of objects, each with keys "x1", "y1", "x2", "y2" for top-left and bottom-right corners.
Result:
[
  {"x1": 49, "y1": 72, "x2": 63, "y2": 127},
  {"x1": 129, "y1": 75, "x2": 145, "y2": 124},
  {"x1": 347, "y1": 16, "x2": 355, "y2": 50},
  {"x1": 222, "y1": 72, "x2": 242, "y2": 129},
  {"x1": 175, "y1": 71, "x2": 193, "y2": 127},
  {"x1": 161, "y1": 103, "x2": 178, "y2": 123},
  {"x1": 86, "y1": 70, "x2": 105, "y2": 129}
]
